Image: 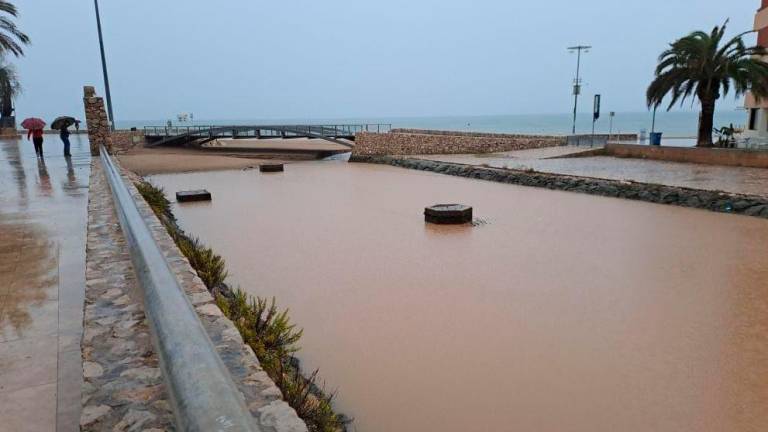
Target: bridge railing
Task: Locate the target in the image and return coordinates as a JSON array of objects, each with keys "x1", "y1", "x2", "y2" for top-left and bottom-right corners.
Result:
[{"x1": 143, "y1": 123, "x2": 392, "y2": 137}]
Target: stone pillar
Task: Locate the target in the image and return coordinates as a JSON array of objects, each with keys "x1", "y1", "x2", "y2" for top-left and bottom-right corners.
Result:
[{"x1": 83, "y1": 86, "x2": 113, "y2": 156}]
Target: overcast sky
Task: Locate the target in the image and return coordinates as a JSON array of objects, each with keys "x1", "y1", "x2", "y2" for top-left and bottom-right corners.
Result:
[{"x1": 11, "y1": 0, "x2": 756, "y2": 122}]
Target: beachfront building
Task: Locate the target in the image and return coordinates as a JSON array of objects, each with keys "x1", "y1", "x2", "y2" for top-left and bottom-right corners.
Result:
[{"x1": 744, "y1": 0, "x2": 768, "y2": 144}]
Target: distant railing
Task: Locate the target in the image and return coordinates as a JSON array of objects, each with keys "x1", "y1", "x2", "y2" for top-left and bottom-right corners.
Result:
[
  {"x1": 143, "y1": 123, "x2": 392, "y2": 137},
  {"x1": 99, "y1": 146, "x2": 260, "y2": 432}
]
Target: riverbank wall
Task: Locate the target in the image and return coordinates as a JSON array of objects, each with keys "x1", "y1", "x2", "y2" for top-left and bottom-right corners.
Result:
[
  {"x1": 352, "y1": 130, "x2": 565, "y2": 156},
  {"x1": 83, "y1": 159, "x2": 307, "y2": 431},
  {"x1": 352, "y1": 129, "x2": 638, "y2": 156},
  {"x1": 601, "y1": 143, "x2": 768, "y2": 168},
  {"x1": 350, "y1": 155, "x2": 768, "y2": 219}
]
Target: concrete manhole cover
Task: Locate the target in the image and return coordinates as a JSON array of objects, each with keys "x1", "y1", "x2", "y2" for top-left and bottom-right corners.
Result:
[{"x1": 424, "y1": 204, "x2": 473, "y2": 224}]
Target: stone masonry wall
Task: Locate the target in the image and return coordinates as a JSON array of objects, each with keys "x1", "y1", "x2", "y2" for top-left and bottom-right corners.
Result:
[
  {"x1": 82, "y1": 162, "x2": 175, "y2": 431},
  {"x1": 83, "y1": 159, "x2": 307, "y2": 431},
  {"x1": 390, "y1": 128, "x2": 637, "y2": 142},
  {"x1": 352, "y1": 131, "x2": 565, "y2": 156},
  {"x1": 121, "y1": 163, "x2": 307, "y2": 432},
  {"x1": 604, "y1": 143, "x2": 768, "y2": 169},
  {"x1": 390, "y1": 128, "x2": 564, "y2": 139},
  {"x1": 111, "y1": 130, "x2": 146, "y2": 154},
  {"x1": 83, "y1": 86, "x2": 113, "y2": 156},
  {"x1": 350, "y1": 155, "x2": 768, "y2": 219}
]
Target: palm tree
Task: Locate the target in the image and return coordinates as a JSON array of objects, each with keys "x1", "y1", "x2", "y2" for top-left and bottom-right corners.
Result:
[
  {"x1": 647, "y1": 21, "x2": 768, "y2": 147},
  {"x1": 0, "y1": 60, "x2": 20, "y2": 122},
  {"x1": 0, "y1": 1, "x2": 29, "y2": 57}
]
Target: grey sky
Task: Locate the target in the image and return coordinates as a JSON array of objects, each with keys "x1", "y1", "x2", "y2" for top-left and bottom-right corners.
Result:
[{"x1": 13, "y1": 0, "x2": 754, "y2": 122}]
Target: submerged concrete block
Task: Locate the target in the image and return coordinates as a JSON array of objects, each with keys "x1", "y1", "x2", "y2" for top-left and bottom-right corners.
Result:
[
  {"x1": 424, "y1": 204, "x2": 473, "y2": 224},
  {"x1": 176, "y1": 190, "x2": 212, "y2": 202},
  {"x1": 260, "y1": 164, "x2": 285, "y2": 173}
]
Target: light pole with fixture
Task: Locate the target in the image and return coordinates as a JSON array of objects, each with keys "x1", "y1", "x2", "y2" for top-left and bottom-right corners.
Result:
[
  {"x1": 568, "y1": 45, "x2": 591, "y2": 135},
  {"x1": 94, "y1": 0, "x2": 115, "y2": 130}
]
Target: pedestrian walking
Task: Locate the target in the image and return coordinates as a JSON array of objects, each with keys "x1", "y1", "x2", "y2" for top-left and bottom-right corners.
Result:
[
  {"x1": 74, "y1": 119, "x2": 81, "y2": 132},
  {"x1": 60, "y1": 125, "x2": 71, "y2": 157},
  {"x1": 21, "y1": 117, "x2": 47, "y2": 158},
  {"x1": 51, "y1": 116, "x2": 77, "y2": 157},
  {"x1": 27, "y1": 126, "x2": 44, "y2": 157}
]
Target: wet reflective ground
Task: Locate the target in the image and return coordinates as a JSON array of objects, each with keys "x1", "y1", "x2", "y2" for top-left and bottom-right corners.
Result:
[
  {"x1": 421, "y1": 150, "x2": 768, "y2": 196},
  {"x1": 153, "y1": 161, "x2": 768, "y2": 432},
  {"x1": 0, "y1": 136, "x2": 90, "y2": 431}
]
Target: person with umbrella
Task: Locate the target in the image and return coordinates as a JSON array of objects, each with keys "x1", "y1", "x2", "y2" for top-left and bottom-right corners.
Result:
[
  {"x1": 52, "y1": 116, "x2": 76, "y2": 157},
  {"x1": 22, "y1": 117, "x2": 46, "y2": 158}
]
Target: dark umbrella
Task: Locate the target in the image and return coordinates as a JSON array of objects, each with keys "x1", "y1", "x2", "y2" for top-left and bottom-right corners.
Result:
[
  {"x1": 51, "y1": 116, "x2": 76, "y2": 130},
  {"x1": 21, "y1": 117, "x2": 46, "y2": 130}
]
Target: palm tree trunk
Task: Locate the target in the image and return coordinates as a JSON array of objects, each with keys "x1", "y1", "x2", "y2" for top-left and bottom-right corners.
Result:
[
  {"x1": 0, "y1": 91, "x2": 12, "y2": 118},
  {"x1": 697, "y1": 98, "x2": 715, "y2": 147}
]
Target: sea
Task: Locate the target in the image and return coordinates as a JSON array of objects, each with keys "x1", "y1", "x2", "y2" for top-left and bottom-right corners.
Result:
[{"x1": 116, "y1": 110, "x2": 745, "y2": 138}]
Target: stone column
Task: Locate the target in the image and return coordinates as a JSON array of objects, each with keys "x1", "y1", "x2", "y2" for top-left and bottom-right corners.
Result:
[{"x1": 83, "y1": 86, "x2": 113, "y2": 156}]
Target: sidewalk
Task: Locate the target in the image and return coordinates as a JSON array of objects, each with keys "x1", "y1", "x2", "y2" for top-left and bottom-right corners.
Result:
[{"x1": 0, "y1": 135, "x2": 91, "y2": 431}]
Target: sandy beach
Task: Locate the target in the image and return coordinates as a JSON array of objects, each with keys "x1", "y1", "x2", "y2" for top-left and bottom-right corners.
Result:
[{"x1": 118, "y1": 137, "x2": 351, "y2": 175}]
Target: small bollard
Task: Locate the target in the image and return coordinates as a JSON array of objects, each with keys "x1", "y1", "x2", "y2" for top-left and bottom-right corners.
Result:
[
  {"x1": 260, "y1": 164, "x2": 284, "y2": 173},
  {"x1": 176, "y1": 190, "x2": 212, "y2": 203},
  {"x1": 424, "y1": 204, "x2": 473, "y2": 224}
]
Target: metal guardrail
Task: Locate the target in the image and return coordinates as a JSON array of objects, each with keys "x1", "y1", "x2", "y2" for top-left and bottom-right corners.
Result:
[{"x1": 99, "y1": 146, "x2": 260, "y2": 432}]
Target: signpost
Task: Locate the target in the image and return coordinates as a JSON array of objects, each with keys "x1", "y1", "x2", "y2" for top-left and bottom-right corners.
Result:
[
  {"x1": 591, "y1": 94, "x2": 601, "y2": 147},
  {"x1": 609, "y1": 111, "x2": 615, "y2": 142}
]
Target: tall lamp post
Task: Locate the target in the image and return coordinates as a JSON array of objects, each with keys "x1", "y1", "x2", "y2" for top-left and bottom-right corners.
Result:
[
  {"x1": 568, "y1": 45, "x2": 591, "y2": 135},
  {"x1": 94, "y1": 0, "x2": 115, "y2": 130}
]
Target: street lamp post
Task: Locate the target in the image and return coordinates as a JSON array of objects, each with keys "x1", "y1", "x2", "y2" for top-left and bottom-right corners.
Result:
[
  {"x1": 568, "y1": 45, "x2": 591, "y2": 135},
  {"x1": 94, "y1": 0, "x2": 115, "y2": 130}
]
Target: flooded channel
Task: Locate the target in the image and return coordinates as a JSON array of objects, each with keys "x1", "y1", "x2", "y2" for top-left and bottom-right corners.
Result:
[{"x1": 151, "y1": 161, "x2": 768, "y2": 432}]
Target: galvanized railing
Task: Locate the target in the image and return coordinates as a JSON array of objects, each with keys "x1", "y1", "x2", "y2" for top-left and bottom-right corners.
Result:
[{"x1": 99, "y1": 146, "x2": 261, "y2": 432}]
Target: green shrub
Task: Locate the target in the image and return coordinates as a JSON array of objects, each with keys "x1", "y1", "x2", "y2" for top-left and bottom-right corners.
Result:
[
  {"x1": 217, "y1": 291, "x2": 302, "y2": 368},
  {"x1": 171, "y1": 230, "x2": 228, "y2": 289},
  {"x1": 135, "y1": 181, "x2": 175, "y2": 222},
  {"x1": 273, "y1": 364, "x2": 348, "y2": 432}
]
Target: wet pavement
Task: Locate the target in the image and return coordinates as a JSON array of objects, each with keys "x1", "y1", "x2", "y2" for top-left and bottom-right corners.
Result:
[
  {"x1": 419, "y1": 147, "x2": 768, "y2": 196},
  {"x1": 0, "y1": 135, "x2": 90, "y2": 431}
]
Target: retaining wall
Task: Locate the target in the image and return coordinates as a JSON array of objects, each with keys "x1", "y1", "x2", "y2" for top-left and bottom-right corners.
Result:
[
  {"x1": 350, "y1": 155, "x2": 768, "y2": 219},
  {"x1": 352, "y1": 131, "x2": 565, "y2": 156},
  {"x1": 82, "y1": 159, "x2": 307, "y2": 431},
  {"x1": 112, "y1": 130, "x2": 146, "y2": 154},
  {"x1": 603, "y1": 143, "x2": 768, "y2": 168}
]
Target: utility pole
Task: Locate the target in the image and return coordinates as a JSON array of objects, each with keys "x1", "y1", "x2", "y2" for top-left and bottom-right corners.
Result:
[
  {"x1": 94, "y1": 0, "x2": 115, "y2": 130},
  {"x1": 568, "y1": 45, "x2": 591, "y2": 135}
]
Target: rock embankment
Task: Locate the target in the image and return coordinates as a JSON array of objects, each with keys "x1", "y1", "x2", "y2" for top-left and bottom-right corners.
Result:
[{"x1": 350, "y1": 155, "x2": 768, "y2": 219}]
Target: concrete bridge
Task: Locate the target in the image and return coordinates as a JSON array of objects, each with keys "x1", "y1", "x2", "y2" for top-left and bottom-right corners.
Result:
[{"x1": 143, "y1": 124, "x2": 391, "y2": 148}]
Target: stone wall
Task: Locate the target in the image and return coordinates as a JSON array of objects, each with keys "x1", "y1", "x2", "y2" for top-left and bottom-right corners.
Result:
[
  {"x1": 350, "y1": 155, "x2": 768, "y2": 219},
  {"x1": 82, "y1": 159, "x2": 307, "y2": 431},
  {"x1": 390, "y1": 128, "x2": 561, "y2": 139},
  {"x1": 603, "y1": 143, "x2": 768, "y2": 168},
  {"x1": 83, "y1": 86, "x2": 112, "y2": 156},
  {"x1": 352, "y1": 131, "x2": 566, "y2": 156},
  {"x1": 111, "y1": 130, "x2": 146, "y2": 154}
]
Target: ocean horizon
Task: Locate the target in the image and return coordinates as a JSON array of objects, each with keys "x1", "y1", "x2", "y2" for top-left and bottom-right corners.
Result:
[{"x1": 117, "y1": 110, "x2": 745, "y2": 138}]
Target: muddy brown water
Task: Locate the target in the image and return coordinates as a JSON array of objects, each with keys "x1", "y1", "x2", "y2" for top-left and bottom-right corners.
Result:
[{"x1": 151, "y1": 161, "x2": 768, "y2": 432}]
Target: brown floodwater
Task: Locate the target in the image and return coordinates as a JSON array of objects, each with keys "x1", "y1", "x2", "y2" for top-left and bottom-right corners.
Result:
[{"x1": 151, "y1": 161, "x2": 768, "y2": 432}]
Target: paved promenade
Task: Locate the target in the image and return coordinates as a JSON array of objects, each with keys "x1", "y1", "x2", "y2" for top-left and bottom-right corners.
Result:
[
  {"x1": 0, "y1": 136, "x2": 91, "y2": 431},
  {"x1": 422, "y1": 147, "x2": 768, "y2": 196}
]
